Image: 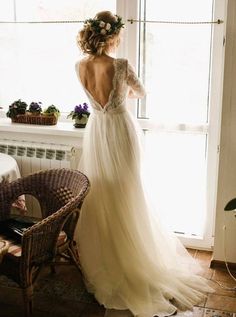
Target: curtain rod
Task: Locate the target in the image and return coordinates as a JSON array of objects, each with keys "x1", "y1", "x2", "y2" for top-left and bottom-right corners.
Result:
[
  {"x1": 127, "y1": 19, "x2": 223, "y2": 25},
  {"x1": 0, "y1": 19, "x2": 223, "y2": 25},
  {"x1": 0, "y1": 20, "x2": 84, "y2": 24}
]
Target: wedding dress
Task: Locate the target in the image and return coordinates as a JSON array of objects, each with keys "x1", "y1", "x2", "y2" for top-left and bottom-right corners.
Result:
[{"x1": 75, "y1": 58, "x2": 212, "y2": 317}]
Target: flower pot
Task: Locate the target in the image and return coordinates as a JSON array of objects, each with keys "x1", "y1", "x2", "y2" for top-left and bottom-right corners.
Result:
[
  {"x1": 11, "y1": 114, "x2": 58, "y2": 125},
  {"x1": 74, "y1": 117, "x2": 88, "y2": 128}
]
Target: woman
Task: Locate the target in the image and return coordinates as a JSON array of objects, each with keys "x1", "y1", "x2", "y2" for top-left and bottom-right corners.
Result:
[{"x1": 75, "y1": 11, "x2": 212, "y2": 317}]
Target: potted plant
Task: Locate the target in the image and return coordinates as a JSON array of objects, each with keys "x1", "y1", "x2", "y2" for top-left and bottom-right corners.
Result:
[
  {"x1": 6, "y1": 99, "x2": 28, "y2": 120},
  {"x1": 6, "y1": 100, "x2": 60, "y2": 125},
  {"x1": 43, "y1": 105, "x2": 60, "y2": 119},
  {"x1": 67, "y1": 103, "x2": 90, "y2": 128},
  {"x1": 28, "y1": 102, "x2": 42, "y2": 115}
]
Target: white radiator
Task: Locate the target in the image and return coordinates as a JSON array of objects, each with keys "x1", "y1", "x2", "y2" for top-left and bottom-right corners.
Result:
[
  {"x1": 0, "y1": 139, "x2": 82, "y2": 217},
  {"x1": 0, "y1": 139, "x2": 82, "y2": 174}
]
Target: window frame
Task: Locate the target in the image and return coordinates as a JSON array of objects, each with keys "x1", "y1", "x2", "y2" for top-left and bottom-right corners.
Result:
[{"x1": 122, "y1": 0, "x2": 227, "y2": 249}]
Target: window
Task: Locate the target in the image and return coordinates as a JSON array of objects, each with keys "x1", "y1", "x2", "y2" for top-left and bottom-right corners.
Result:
[
  {"x1": 138, "y1": 0, "x2": 213, "y2": 123},
  {"x1": 137, "y1": 0, "x2": 226, "y2": 248},
  {"x1": 0, "y1": 0, "x2": 226, "y2": 248},
  {"x1": 0, "y1": 0, "x2": 116, "y2": 113}
]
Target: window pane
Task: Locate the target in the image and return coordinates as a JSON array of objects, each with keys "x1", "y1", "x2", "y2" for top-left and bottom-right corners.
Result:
[
  {"x1": 142, "y1": 131, "x2": 207, "y2": 236},
  {"x1": 139, "y1": 1, "x2": 215, "y2": 239},
  {"x1": 144, "y1": 0, "x2": 213, "y2": 21},
  {"x1": 0, "y1": 23, "x2": 85, "y2": 109},
  {"x1": 0, "y1": 0, "x2": 14, "y2": 21},
  {"x1": 139, "y1": 0, "x2": 213, "y2": 124},
  {"x1": 0, "y1": 1, "x2": 116, "y2": 111},
  {"x1": 15, "y1": 0, "x2": 115, "y2": 21}
]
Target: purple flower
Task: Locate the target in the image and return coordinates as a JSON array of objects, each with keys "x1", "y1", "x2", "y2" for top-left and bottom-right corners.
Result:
[
  {"x1": 67, "y1": 102, "x2": 90, "y2": 120},
  {"x1": 83, "y1": 102, "x2": 88, "y2": 110},
  {"x1": 75, "y1": 104, "x2": 82, "y2": 113},
  {"x1": 29, "y1": 102, "x2": 42, "y2": 113}
]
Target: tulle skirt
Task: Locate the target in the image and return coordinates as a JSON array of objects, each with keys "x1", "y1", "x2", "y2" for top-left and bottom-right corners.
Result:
[{"x1": 76, "y1": 109, "x2": 212, "y2": 317}]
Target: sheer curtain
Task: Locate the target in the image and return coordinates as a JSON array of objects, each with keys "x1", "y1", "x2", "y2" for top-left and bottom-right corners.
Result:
[{"x1": 139, "y1": 0, "x2": 213, "y2": 237}]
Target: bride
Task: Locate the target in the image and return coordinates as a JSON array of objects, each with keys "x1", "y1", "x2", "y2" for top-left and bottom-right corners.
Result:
[{"x1": 75, "y1": 11, "x2": 212, "y2": 317}]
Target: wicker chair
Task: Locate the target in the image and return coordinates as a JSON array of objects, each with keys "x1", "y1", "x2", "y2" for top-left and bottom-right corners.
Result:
[{"x1": 0, "y1": 168, "x2": 90, "y2": 317}]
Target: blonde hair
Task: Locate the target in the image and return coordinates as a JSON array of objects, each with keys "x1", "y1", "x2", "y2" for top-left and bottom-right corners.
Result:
[{"x1": 77, "y1": 11, "x2": 124, "y2": 56}]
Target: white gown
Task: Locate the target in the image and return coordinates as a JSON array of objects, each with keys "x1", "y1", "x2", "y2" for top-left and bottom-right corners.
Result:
[{"x1": 75, "y1": 58, "x2": 212, "y2": 317}]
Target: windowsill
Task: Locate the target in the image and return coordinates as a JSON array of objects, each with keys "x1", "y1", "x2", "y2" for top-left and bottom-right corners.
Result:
[{"x1": 0, "y1": 118, "x2": 85, "y2": 138}]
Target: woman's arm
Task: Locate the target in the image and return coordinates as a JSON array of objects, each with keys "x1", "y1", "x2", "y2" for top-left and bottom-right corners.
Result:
[{"x1": 127, "y1": 63, "x2": 146, "y2": 99}]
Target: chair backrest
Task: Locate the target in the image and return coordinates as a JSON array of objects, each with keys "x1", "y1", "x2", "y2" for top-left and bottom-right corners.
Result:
[
  {"x1": 21, "y1": 169, "x2": 89, "y2": 217},
  {"x1": 0, "y1": 168, "x2": 89, "y2": 219}
]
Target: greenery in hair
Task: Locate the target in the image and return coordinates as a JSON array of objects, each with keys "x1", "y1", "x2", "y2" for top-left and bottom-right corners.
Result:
[{"x1": 84, "y1": 15, "x2": 125, "y2": 36}]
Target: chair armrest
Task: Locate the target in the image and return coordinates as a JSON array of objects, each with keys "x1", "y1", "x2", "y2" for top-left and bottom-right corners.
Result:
[
  {"x1": 0, "y1": 179, "x2": 27, "y2": 220},
  {"x1": 20, "y1": 196, "x2": 79, "y2": 271},
  {"x1": 0, "y1": 177, "x2": 43, "y2": 220},
  {"x1": 20, "y1": 215, "x2": 63, "y2": 267}
]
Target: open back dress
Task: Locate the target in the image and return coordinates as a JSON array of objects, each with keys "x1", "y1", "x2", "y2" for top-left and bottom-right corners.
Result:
[{"x1": 75, "y1": 58, "x2": 212, "y2": 317}]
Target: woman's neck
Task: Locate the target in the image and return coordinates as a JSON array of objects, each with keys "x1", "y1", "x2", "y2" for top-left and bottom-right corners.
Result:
[{"x1": 87, "y1": 53, "x2": 114, "y2": 62}]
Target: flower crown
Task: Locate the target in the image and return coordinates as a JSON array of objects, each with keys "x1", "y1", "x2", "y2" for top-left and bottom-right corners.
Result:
[{"x1": 83, "y1": 15, "x2": 125, "y2": 36}]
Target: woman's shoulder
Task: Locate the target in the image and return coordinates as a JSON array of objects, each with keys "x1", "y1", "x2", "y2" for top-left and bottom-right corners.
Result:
[
  {"x1": 115, "y1": 57, "x2": 128, "y2": 65},
  {"x1": 75, "y1": 57, "x2": 129, "y2": 73},
  {"x1": 75, "y1": 57, "x2": 88, "y2": 69},
  {"x1": 114, "y1": 58, "x2": 129, "y2": 73}
]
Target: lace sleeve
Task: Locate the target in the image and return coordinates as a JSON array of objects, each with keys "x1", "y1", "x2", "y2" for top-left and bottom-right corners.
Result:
[{"x1": 127, "y1": 62, "x2": 146, "y2": 98}]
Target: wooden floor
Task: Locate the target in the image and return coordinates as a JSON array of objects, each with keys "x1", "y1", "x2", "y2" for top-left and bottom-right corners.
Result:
[{"x1": 0, "y1": 249, "x2": 235, "y2": 317}]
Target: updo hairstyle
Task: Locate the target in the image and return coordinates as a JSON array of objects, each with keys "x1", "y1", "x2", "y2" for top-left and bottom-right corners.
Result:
[{"x1": 77, "y1": 11, "x2": 124, "y2": 56}]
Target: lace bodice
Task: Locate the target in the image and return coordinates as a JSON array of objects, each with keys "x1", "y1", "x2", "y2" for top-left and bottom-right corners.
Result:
[{"x1": 76, "y1": 58, "x2": 145, "y2": 114}]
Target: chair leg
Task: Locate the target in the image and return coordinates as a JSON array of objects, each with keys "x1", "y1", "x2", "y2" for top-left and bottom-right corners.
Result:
[
  {"x1": 22, "y1": 285, "x2": 33, "y2": 317},
  {"x1": 68, "y1": 241, "x2": 82, "y2": 272},
  {"x1": 50, "y1": 263, "x2": 56, "y2": 274}
]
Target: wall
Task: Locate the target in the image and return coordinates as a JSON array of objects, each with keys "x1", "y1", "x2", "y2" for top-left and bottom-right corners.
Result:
[{"x1": 213, "y1": 0, "x2": 236, "y2": 263}]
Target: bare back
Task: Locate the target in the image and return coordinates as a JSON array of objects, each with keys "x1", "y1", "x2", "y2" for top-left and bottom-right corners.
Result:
[
  {"x1": 78, "y1": 56, "x2": 115, "y2": 108},
  {"x1": 75, "y1": 57, "x2": 146, "y2": 114}
]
